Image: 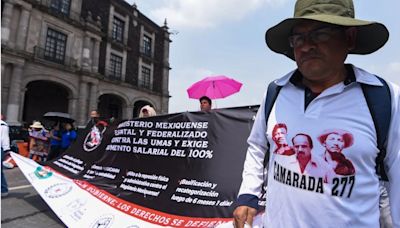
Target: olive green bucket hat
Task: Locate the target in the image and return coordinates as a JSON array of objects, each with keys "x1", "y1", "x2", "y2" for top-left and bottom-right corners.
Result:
[{"x1": 265, "y1": 0, "x2": 389, "y2": 60}]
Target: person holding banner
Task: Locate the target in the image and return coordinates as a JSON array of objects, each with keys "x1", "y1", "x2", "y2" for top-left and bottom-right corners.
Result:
[
  {"x1": 60, "y1": 123, "x2": 77, "y2": 153},
  {"x1": 199, "y1": 96, "x2": 212, "y2": 111},
  {"x1": 46, "y1": 123, "x2": 62, "y2": 160},
  {"x1": 233, "y1": 0, "x2": 399, "y2": 227},
  {"x1": 28, "y1": 121, "x2": 50, "y2": 162},
  {"x1": 87, "y1": 110, "x2": 102, "y2": 126},
  {"x1": 139, "y1": 105, "x2": 157, "y2": 118}
]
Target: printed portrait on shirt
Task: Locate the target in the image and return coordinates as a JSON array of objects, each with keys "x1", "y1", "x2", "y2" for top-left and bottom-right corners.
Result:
[
  {"x1": 318, "y1": 129, "x2": 355, "y2": 176},
  {"x1": 272, "y1": 123, "x2": 295, "y2": 156},
  {"x1": 291, "y1": 133, "x2": 333, "y2": 182},
  {"x1": 271, "y1": 122, "x2": 357, "y2": 196},
  {"x1": 84, "y1": 121, "x2": 108, "y2": 152}
]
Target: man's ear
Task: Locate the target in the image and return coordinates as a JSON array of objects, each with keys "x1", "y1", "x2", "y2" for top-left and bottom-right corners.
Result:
[{"x1": 346, "y1": 27, "x2": 357, "y2": 51}]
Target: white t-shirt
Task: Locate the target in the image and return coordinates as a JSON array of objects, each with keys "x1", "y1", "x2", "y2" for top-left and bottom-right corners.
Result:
[{"x1": 238, "y1": 65, "x2": 400, "y2": 228}]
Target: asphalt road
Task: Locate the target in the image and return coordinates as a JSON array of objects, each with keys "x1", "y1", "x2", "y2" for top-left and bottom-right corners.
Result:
[{"x1": 1, "y1": 167, "x2": 65, "y2": 228}]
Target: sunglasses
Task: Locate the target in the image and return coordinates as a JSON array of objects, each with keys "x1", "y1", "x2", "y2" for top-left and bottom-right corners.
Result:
[{"x1": 288, "y1": 26, "x2": 345, "y2": 48}]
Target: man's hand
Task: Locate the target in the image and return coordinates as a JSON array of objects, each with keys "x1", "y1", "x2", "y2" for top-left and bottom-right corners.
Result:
[{"x1": 233, "y1": 206, "x2": 257, "y2": 228}]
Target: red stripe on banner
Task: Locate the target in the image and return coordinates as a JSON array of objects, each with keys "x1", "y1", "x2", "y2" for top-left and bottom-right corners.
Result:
[{"x1": 73, "y1": 179, "x2": 232, "y2": 227}]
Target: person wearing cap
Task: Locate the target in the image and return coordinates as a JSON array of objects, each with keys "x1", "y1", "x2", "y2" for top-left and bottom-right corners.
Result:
[
  {"x1": 28, "y1": 121, "x2": 49, "y2": 162},
  {"x1": 233, "y1": 0, "x2": 399, "y2": 227},
  {"x1": 139, "y1": 105, "x2": 157, "y2": 118},
  {"x1": 199, "y1": 96, "x2": 212, "y2": 111},
  {"x1": 318, "y1": 129, "x2": 355, "y2": 176}
]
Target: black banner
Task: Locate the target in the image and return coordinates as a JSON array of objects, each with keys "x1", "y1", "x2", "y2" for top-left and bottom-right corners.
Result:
[{"x1": 46, "y1": 106, "x2": 258, "y2": 221}]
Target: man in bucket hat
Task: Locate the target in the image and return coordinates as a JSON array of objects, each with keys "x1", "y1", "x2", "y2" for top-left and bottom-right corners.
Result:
[{"x1": 233, "y1": 0, "x2": 399, "y2": 227}]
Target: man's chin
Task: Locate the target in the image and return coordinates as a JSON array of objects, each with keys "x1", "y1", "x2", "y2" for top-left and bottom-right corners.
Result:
[
  {"x1": 298, "y1": 60, "x2": 325, "y2": 75},
  {"x1": 297, "y1": 152, "x2": 305, "y2": 159}
]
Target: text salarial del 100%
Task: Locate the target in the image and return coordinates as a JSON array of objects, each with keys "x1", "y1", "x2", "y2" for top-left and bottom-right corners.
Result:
[{"x1": 106, "y1": 145, "x2": 213, "y2": 159}]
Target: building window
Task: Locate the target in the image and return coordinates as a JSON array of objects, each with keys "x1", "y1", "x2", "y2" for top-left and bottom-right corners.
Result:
[
  {"x1": 141, "y1": 35, "x2": 152, "y2": 57},
  {"x1": 112, "y1": 17, "x2": 124, "y2": 42},
  {"x1": 140, "y1": 66, "x2": 151, "y2": 89},
  {"x1": 50, "y1": 0, "x2": 70, "y2": 16},
  {"x1": 44, "y1": 28, "x2": 67, "y2": 64},
  {"x1": 109, "y1": 54, "x2": 123, "y2": 79}
]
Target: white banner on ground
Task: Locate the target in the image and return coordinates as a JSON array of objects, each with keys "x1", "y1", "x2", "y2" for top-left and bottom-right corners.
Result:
[
  {"x1": 11, "y1": 152, "x2": 159, "y2": 228},
  {"x1": 11, "y1": 152, "x2": 265, "y2": 228}
]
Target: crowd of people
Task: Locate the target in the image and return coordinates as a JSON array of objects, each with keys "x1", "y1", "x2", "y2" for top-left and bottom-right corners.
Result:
[
  {"x1": 2, "y1": 120, "x2": 78, "y2": 166},
  {"x1": 2, "y1": 107, "x2": 159, "y2": 170}
]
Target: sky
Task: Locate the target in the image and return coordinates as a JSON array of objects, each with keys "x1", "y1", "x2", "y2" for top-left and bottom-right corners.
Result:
[{"x1": 126, "y1": 0, "x2": 400, "y2": 114}]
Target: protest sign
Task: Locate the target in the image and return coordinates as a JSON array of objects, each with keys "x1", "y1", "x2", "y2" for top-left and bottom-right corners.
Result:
[{"x1": 13, "y1": 106, "x2": 261, "y2": 227}]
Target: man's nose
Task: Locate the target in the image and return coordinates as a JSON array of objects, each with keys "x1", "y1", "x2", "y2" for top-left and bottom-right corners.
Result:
[{"x1": 297, "y1": 35, "x2": 318, "y2": 51}]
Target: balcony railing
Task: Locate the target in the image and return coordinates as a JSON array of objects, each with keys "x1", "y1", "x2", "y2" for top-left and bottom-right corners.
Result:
[
  {"x1": 33, "y1": 46, "x2": 73, "y2": 67},
  {"x1": 139, "y1": 46, "x2": 153, "y2": 58},
  {"x1": 138, "y1": 79, "x2": 152, "y2": 90},
  {"x1": 106, "y1": 68, "x2": 124, "y2": 81},
  {"x1": 33, "y1": 0, "x2": 81, "y2": 22}
]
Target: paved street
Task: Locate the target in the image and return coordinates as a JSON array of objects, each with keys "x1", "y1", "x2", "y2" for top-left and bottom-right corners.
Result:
[{"x1": 1, "y1": 167, "x2": 65, "y2": 228}]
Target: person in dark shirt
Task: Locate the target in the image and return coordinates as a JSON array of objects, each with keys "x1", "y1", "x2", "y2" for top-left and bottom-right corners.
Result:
[{"x1": 199, "y1": 96, "x2": 212, "y2": 111}]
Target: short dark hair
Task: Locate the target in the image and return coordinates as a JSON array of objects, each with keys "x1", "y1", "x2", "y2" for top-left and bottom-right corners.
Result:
[
  {"x1": 272, "y1": 123, "x2": 288, "y2": 136},
  {"x1": 199, "y1": 96, "x2": 212, "y2": 105},
  {"x1": 292, "y1": 133, "x2": 313, "y2": 149}
]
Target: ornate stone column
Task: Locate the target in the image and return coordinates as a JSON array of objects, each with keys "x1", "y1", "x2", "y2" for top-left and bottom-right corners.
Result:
[
  {"x1": 92, "y1": 39, "x2": 100, "y2": 72},
  {"x1": 6, "y1": 64, "x2": 24, "y2": 125},
  {"x1": 1, "y1": 63, "x2": 7, "y2": 113},
  {"x1": 125, "y1": 106, "x2": 134, "y2": 120},
  {"x1": 82, "y1": 35, "x2": 91, "y2": 71},
  {"x1": 68, "y1": 96, "x2": 79, "y2": 124},
  {"x1": 78, "y1": 81, "x2": 89, "y2": 126},
  {"x1": 1, "y1": 1, "x2": 14, "y2": 45},
  {"x1": 88, "y1": 83, "x2": 98, "y2": 112},
  {"x1": 15, "y1": 7, "x2": 31, "y2": 50}
]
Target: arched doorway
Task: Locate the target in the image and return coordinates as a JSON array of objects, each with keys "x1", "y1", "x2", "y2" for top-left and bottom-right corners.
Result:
[
  {"x1": 133, "y1": 100, "x2": 153, "y2": 118},
  {"x1": 23, "y1": 80, "x2": 69, "y2": 125},
  {"x1": 98, "y1": 94, "x2": 123, "y2": 120}
]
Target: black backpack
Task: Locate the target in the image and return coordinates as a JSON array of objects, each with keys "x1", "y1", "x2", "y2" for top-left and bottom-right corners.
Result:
[{"x1": 264, "y1": 76, "x2": 391, "y2": 181}]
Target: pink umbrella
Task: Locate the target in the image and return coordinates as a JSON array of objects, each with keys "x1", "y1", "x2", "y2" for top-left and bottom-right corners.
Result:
[{"x1": 187, "y1": 75, "x2": 243, "y2": 99}]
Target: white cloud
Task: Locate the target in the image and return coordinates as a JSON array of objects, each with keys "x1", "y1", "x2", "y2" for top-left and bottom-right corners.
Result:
[{"x1": 144, "y1": 0, "x2": 287, "y2": 29}]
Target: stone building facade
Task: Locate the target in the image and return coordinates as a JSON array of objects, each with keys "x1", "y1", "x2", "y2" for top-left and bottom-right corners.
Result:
[{"x1": 1, "y1": 0, "x2": 171, "y2": 127}]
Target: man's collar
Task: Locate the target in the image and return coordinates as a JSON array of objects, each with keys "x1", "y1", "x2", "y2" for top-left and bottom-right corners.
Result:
[
  {"x1": 289, "y1": 64, "x2": 356, "y2": 88},
  {"x1": 274, "y1": 64, "x2": 383, "y2": 87}
]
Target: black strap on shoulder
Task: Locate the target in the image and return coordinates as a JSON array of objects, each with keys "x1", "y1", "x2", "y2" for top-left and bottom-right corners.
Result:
[
  {"x1": 263, "y1": 81, "x2": 282, "y2": 167},
  {"x1": 360, "y1": 76, "x2": 391, "y2": 181},
  {"x1": 264, "y1": 81, "x2": 282, "y2": 127}
]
